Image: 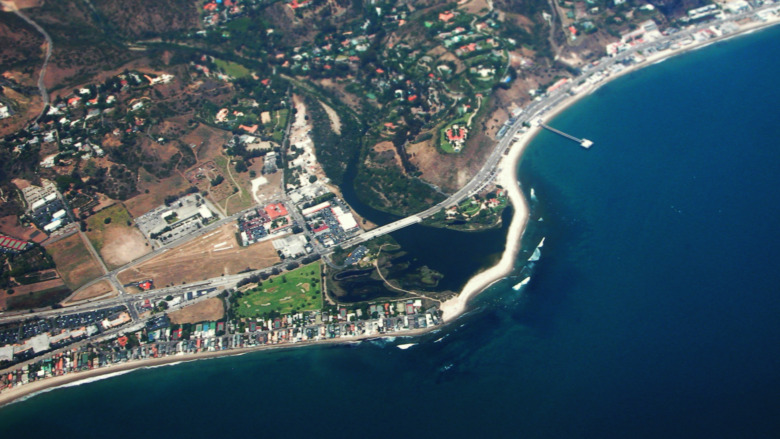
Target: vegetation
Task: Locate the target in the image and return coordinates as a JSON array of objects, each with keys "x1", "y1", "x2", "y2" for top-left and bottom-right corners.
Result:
[{"x1": 232, "y1": 262, "x2": 322, "y2": 318}]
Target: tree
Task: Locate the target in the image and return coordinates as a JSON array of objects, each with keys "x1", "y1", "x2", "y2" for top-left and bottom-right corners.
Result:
[{"x1": 104, "y1": 217, "x2": 112, "y2": 225}]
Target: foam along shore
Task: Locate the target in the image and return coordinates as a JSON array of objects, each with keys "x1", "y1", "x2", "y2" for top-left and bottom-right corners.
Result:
[
  {"x1": 439, "y1": 12, "x2": 780, "y2": 322},
  {"x1": 2, "y1": 9, "x2": 780, "y2": 411},
  {"x1": 0, "y1": 326, "x2": 435, "y2": 408}
]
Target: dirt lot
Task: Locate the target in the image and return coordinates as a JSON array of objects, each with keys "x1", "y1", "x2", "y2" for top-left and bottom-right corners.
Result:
[
  {"x1": 45, "y1": 233, "x2": 104, "y2": 290},
  {"x1": 62, "y1": 280, "x2": 117, "y2": 305},
  {"x1": 0, "y1": 215, "x2": 47, "y2": 244},
  {"x1": 181, "y1": 124, "x2": 231, "y2": 163},
  {"x1": 168, "y1": 298, "x2": 225, "y2": 325},
  {"x1": 459, "y1": 0, "x2": 491, "y2": 14},
  {"x1": 85, "y1": 204, "x2": 150, "y2": 268},
  {"x1": 117, "y1": 223, "x2": 281, "y2": 288}
]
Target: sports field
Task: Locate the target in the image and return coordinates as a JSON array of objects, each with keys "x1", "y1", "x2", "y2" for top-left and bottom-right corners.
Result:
[{"x1": 235, "y1": 262, "x2": 322, "y2": 318}]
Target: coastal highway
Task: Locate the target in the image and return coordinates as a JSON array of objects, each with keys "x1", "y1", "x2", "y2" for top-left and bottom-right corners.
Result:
[
  {"x1": 340, "y1": 4, "x2": 774, "y2": 249},
  {"x1": 3, "y1": 5, "x2": 771, "y2": 325}
]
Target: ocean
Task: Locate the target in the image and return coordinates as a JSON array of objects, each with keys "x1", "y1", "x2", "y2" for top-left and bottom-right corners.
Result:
[{"x1": 2, "y1": 25, "x2": 780, "y2": 438}]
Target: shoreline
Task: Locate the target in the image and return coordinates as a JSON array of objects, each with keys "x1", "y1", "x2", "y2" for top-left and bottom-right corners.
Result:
[
  {"x1": 439, "y1": 15, "x2": 780, "y2": 322},
  {"x1": 0, "y1": 326, "x2": 433, "y2": 408},
  {"x1": 1, "y1": 14, "x2": 779, "y2": 411}
]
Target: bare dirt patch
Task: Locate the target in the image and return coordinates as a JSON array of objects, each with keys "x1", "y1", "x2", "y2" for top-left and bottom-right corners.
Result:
[
  {"x1": 168, "y1": 298, "x2": 225, "y2": 325},
  {"x1": 180, "y1": 124, "x2": 231, "y2": 162},
  {"x1": 63, "y1": 280, "x2": 117, "y2": 305},
  {"x1": 1, "y1": 0, "x2": 44, "y2": 11},
  {"x1": 100, "y1": 226, "x2": 150, "y2": 268},
  {"x1": 2, "y1": 278, "x2": 65, "y2": 297},
  {"x1": 319, "y1": 100, "x2": 342, "y2": 135},
  {"x1": 140, "y1": 137, "x2": 180, "y2": 162},
  {"x1": 459, "y1": 0, "x2": 490, "y2": 15},
  {"x1": 117, "y1": 223, "x2": 281, "y2": 288},
  {"x1": 371, "y1": 141, "x2": 404, "y2": 170},
  {"x1": 45, "y1": 234, "x2": 104, "y2": 290},
  {"x1": 0, "y1": 215, "x2": 46, "y2": 243}
]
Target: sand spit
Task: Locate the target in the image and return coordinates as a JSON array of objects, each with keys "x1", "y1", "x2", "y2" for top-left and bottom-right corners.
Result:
[{"x1": 440, "y1": 15, "x2": 780, "y2": 322}]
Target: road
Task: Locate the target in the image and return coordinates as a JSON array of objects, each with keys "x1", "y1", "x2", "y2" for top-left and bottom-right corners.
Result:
[
  {"x1": 12, "y1": 7, "x2": 52, "y2": 123},
  {"x1": 340, "y1": 6, "x2": 772, "y2": 248},
  {"x1": 1, "y1": 5, "x2": 771, "y2": 327}
]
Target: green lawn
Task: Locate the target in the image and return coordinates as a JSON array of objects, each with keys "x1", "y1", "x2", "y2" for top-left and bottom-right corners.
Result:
[
  {"x1": 459, "y1": 199, "x2": 481, "y2": 217},
  {"x1": 214, "y1": 59, "x2": 251, "y2": 79},
  {"x1": 235, "y1": 262, "x2": 322, "y2": 318}
]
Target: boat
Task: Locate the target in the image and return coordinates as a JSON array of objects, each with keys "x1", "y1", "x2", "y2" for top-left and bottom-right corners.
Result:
[{"x1": 512, "y1": 277, "x2": 530, "y2": 291}]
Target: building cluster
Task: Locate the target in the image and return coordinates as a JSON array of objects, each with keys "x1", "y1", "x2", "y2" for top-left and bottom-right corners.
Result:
[
  {"x1": 201, "y1": 0, "x2": 245, "y2": 27},
  {"x1": 135, "y1": 193, "x2": 220, "y2": 247},
  {"x1": 445, "y1": 124, "x2": 468, "y2": 152},
  {"x1": 20, "y1": 180, "x2": 72, "y2": 235},
  {"x1": 0, "y1": 300, "x2": 441, "y2": 394},
  {"x1": 0, "y1": 306, "x2": 129, "y2": 366},
  {"x1": 238, "y1": 202, "x2": 294, "y2": 246},
  {"x1": 300, "y1": 199, "x2": 360, "y2": 248}
]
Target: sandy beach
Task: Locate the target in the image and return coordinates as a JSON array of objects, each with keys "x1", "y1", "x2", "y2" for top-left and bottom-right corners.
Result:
[
  {"x1": 0, "y1": 326, "x2": 434, "y2": 408},
  {"x1": 440, "y1": 13, "x2": 780, "y2": 322},
  {"x1": 2, "y1": 10, "x2": 779, "y2": 410}
]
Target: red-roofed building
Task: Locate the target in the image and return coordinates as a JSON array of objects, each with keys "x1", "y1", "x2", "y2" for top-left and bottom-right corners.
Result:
[
  {"x1": 446, "y1": 127, "x2": 466, "y2": 142},
  {"x1": 376, "y1": 68, "x2": 384, "y2": 74},
  {"x1": 289, "y1": 0, "x2": 311, "y2": 9},
  {"x1": 261, "y1": 78, "x2": 270, "y2": 86},
  {"x1": 408, "y1": 95, "x2": 418, "y2": 102},
  {"x1": 264, "y1": 203, "x2": 288, "y2": 220},
  {"x1": 138, "y1": 280, "x2": 153, "y2": 291},
  {"x1": 204, "y1": 2, "x2": 217, "y2": 11},
  {"x1": 239, "y1": 124, "x2": 258, "y2": 134},
  {"x1": 312, "y1": 224, "x2": 329, "y2": 233},
  {"x1": 117, "y1": 336, "x2": 128, "y2": 347},
  {"x1": 439, "y1": 11, "x2": 455, "y2": 22}
]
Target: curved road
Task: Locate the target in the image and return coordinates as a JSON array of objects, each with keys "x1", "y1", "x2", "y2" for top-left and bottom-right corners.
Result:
[{"x1": 13, "y1": 7, "x2": 52, "y2": 122}]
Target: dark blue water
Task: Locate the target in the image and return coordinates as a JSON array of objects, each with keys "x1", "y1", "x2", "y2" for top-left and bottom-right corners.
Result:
[{"x1": 2, "y1": 26, "x2": 780, "y2": 438}]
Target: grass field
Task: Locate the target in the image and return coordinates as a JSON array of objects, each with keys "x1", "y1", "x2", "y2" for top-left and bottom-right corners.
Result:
[
  {"x1": 235, "y1": 262, "x2": 322, "y2": 318},
  {"x1": 214, "y1": 59, "x2": 251, "y2": 79},
  {"x1": 46, "y1": 234, "x2": 104, "y2": 290},
  {"x1": 459, "y1": 199, "x2": 482, "y2": 216}
]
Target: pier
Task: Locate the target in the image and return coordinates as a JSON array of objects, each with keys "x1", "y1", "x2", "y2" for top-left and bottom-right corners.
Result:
[{"x1": 540, "y1": 123, "x2": 593, "y2": 148}]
